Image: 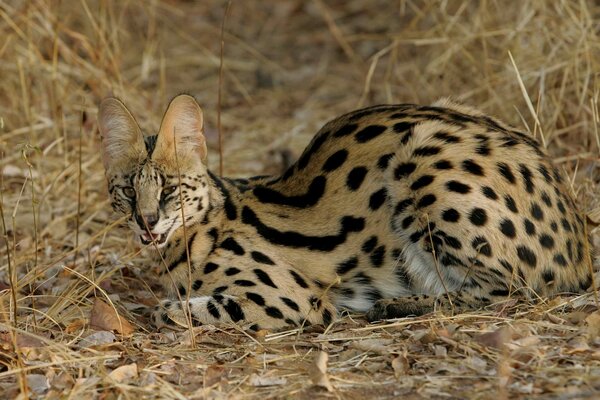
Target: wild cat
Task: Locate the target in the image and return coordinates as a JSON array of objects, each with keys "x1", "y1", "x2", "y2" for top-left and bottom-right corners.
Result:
[{"x1": 99, "y1": 95, "x2": 592, "y2": 330}]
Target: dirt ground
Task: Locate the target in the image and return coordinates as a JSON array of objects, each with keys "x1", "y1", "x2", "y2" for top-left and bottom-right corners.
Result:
[{"x1": 1, "y1": 1, "x2": 599, "y2": 398}]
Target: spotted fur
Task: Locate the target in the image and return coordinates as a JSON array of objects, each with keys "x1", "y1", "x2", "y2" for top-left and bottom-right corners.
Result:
[{"x1": 99, "y1": 95, "x2": 593, "y2": 331}]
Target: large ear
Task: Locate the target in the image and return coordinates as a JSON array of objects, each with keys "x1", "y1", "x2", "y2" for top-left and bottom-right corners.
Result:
[
  {"x1": 153, "y1": 95, "x2": 207, "y2": 164},
  {"x1": 98, "y1": 98, "x2": 147, "y2": 171}
]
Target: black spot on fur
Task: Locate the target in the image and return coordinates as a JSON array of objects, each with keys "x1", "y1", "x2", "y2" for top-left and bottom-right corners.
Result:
[
  {"x1": 394, "y1": 162, "x2": 417, "y2": 179},
  {"x1": 524, "y1": 218, "x2": 536, "y2": 236},
  {"x1": 337, "y1": 256, "x2": 359, "y2": 275},
  {"x1": 504, "y1": 195, "x2": 518, "y2": 213},
  {"x1": 377, "y1": 153, "x2": 394, "y2": 170},
  {"x1": 433, "y1": 131, "x2": 461, "y2": 144},
  {"x1": 225, "y1": 267, "x2": 241, "y2": 276},
  {"x1": 224, "y1": 299, "x2": 245, "y2": 322},
  {"x1": 446, "y1": 180, "x2": 471, "y2": 194},
  {"x1": 557, "y1": 200, "x2": 566, "y2": 215},
  {"x1": 394, "y1": 199, "x2": 412, "y2": 215},
  {"x1": 531, "y1": 203, "x2": 544, "y2": 221},
  {"x1": 290, "y1": 270, "x2": 309, "y2": 288},
  {"x1": 234, "y1": 280, "x2": 256, "y2": 287},
  {"x1": 362, "y1": 236, "x2": 378, "y2": 253},
  {"x1": 472, "y1": 236, "x2": 492, "y2": 257},
  {"x1": 204, "y1": 262, "x2": 219, "y2": 274},
  {"x1": 253, "y1": 269, "x2": 277, "y2": 288},
  {"x1": 370, "y1": 246, "x2": 386, "y2": 267},
  {"x1": 265, "y1": 306, "x2": 284, "y2": 319},
  {"x1": 462, "y1": 159, "x2": 484, "y2": 176},
  {"x1": 416, "y1": 194, "x2": 436, "y2": 208},
  {"x1": 541, "y1": 192, "x2": 552, "y2": 207},
  {"x1": 356, "y1": 125, "x2": 387, "y2": 143},
  {"x1": 242, "y1": 206, "x2": 364, "y2": 251},
  {"x1": 499, "y1": 219, "x2": 516, "y2": 238},
  {"x1": 280, "y1": 297, "x2": 300, "y2": 312},
  {"x1": 401, "y1": 215, "x2": 414, "y2": 229},
  {"x1": 561, "y1": 218, "x2": 572, "y2": 232},
  {"x1": 442, "y1": 208, "x2": 460, "y2": 222},
  {"x1": 253, "y1": 176, "x2": 326, "y2": 208},
  {"x1": 497, "y1": 162, "x2": 516, "y2": 184},
  {"x1": 539, "y1": 234, "x2": 555, "y2": 249},
  {"x1": 192, "y1": 279, "x2": 203, "y2": 291},
  {"x1": 207, "y1": 301, "x2": 220, "y2": 319},
  {"x1": 516, "y1": 246, "x2": 537, "y2": 268},
  {"x1": 538, "y1": 164, "x2": 552, "y2": 183},
  {"x1": 393, "y1": 121, "x2": 412, "y2": 133},
  {"x1": 542, "y1": 269, "x2": 555, "y2": 284},
  {"x1": 322, "y1": 309, "x2": 333, "y2": 326},
  {"x1": 251, "y1": 251, "x2": 275, "y2": 265},
  {"x1": 322, "y1": 149, "x2": 349, "y2": 172},
  {"x1": 246, "y1": 292, "x2": 265, "y2": 306},
  {"x1": 519, "y1": 164, "x2": 535, "y2": 193},
  {"x1": 482, "y1": 186, "x2": 498, "y2": 200},
  {"x1": 441, "y1": 233, "x2": 462, "y2": 249},
  {"x1": 413, "y1": 146, "x2": 441, "y2": 156},
  {"x1": 433, "y1": 160, "x2": 453, "y2": 170},
  {"x1": 369, "y1": 188, "x2": 388, "y2": 210},
  {"x1": 344, "y1": 167, "x2": 369, "y2": 193},
  {"x1": 220, "y1": 237, "x2": 245, "y2": 255},
  {"x1": 469, "y1": 208, "x2": 488, "y2": 226},
  {"x1": 333, "y1": 123, "x2": 358, "y2": 137},
  {"x1": 411, "y1": 175, "x2": 435, "y2": 190},
  {"x1": 499, "y1": 259, "x2": 514, "y2": 273}
]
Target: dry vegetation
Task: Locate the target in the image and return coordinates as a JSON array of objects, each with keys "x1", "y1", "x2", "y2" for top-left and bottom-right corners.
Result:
[{"x1": 1, "y1": 0, "x2": 600, "y2": 398}]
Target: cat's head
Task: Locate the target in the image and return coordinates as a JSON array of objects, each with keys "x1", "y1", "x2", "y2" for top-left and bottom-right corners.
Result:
[{"x1": 98, "y1": 95, "x2": 210, "y2": 248}]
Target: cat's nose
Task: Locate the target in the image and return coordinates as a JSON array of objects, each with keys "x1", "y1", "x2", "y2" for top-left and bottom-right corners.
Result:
[{"x1": 137, "y1": 212, "x2": 159, "y2": 229}]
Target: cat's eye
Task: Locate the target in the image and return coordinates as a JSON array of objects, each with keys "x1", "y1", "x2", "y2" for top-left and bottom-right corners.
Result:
[
  {"x1": 122, "y1": 186, "x2": 136, "y2": 198},
  {"x1": 162, "y1": 186, "x2": 177, "y2": 196}
]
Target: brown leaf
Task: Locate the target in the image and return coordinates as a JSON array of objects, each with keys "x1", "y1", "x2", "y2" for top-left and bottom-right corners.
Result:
[
  {"x1": 584, "y1": 311, "x2": 600, "y2": 338},
  {"x1": 0, "y1": 332, "x2": 46, "y2": 348},
  {"x1": 203, "y1": 364, "x2": 226, "y2": 387},
  {"x1": 474, "y1": 327, "x2": 514, "y2": 349},
  {"x1": 89, "y1": 298, "x2": 134, "y2": 335},
  {"x1": 106, "y1": 363, "x2": 138, "y2": 383},
  {"x1": 310, "y1": 351, "x2": 334, "y2": 392},
  {"x1": 391, "y1": 352, "x2": 410, "y2": 378}
]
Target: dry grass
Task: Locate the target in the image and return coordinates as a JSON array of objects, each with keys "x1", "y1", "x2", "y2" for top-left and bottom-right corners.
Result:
[{"x1": 1, "y1": 0, "x2": 600, "y2": 398}]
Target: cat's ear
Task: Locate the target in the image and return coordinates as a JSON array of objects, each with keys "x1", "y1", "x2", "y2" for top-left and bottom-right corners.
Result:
[
  {"x1": 153, "y1": 95, "x2": 207, "y2": 164},
  {"x1": 98, "y1": 98, "x2": 147, "y2": 171}
]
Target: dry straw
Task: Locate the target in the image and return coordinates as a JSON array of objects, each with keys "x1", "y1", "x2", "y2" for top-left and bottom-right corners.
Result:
[{"x1": 0, "y1": 0, "x2": 599, "y2": 398}]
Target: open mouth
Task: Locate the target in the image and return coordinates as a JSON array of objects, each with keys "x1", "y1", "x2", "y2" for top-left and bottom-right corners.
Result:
[{"x1": 140, "y1": 232, "x2": 167, "y2": 246}]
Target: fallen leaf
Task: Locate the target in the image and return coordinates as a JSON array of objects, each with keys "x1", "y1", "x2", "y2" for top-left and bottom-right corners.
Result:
[
  {"x1": 248, "y1": 373, "x2": 288, "y2": 386},
  {"x1": 89, "y1": 298, "x2": 134, "y2": 335},
  {"x1": 0, "y1": 332, "x2": 46, "y2": 348},
  {"x1": 474, "y1": 327, "x2": 514, "y2": 349},
  {"x1": 203, "y1": 364, "x2": 226, "y2": 387},
  {"x1": 351, "y1": 338, "x2": 394, "y2": 354},
  {"x1": 310, "y1": 351, "x2": 334, "y2": 392},
  {"x1": 434, "y1": 345, "x2": 447, "y2": 357},
  {"x1": 585, "y1": 311, "x2": 600, "y2": 338},
  {"x1": 79, "y1": 331, "x2": 116, "y2": 347},
  {"x1": 106, "y1": 363, "x2": 138, "y2": 383},
  {"x1": 391, "y1": 354, "x2": 409, "y2": 378},
  {"x1": 27, "y1": 374, "x2": 49, "y2": 394}
]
